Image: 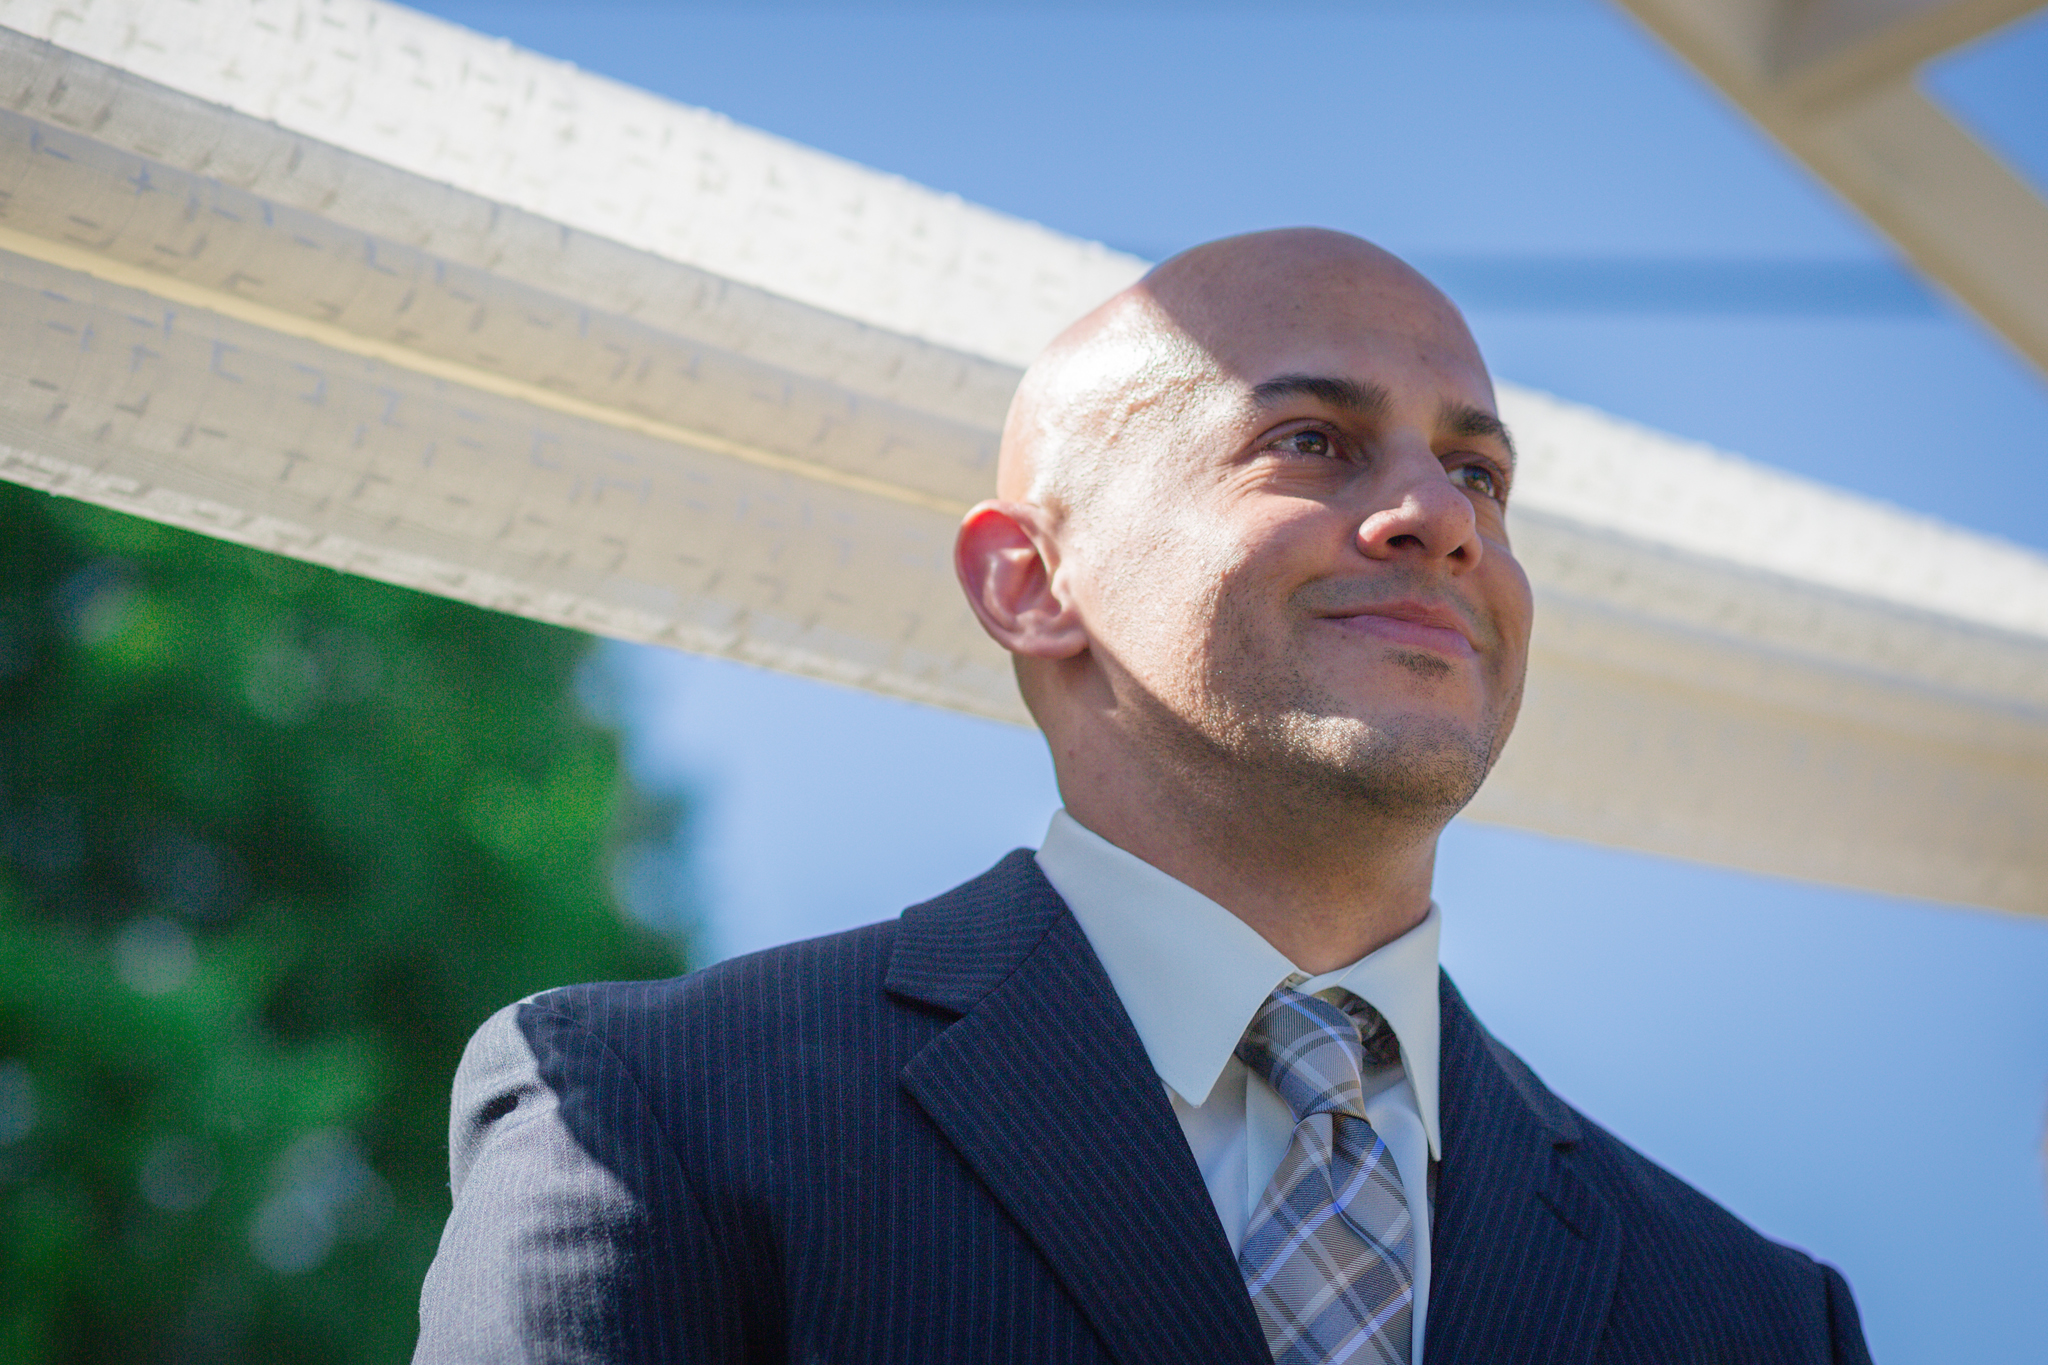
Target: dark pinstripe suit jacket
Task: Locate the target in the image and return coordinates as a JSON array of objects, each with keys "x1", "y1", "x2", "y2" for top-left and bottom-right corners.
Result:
[{"x1": 415, "y1": 850, "x2": 1873, "y2": 1364}]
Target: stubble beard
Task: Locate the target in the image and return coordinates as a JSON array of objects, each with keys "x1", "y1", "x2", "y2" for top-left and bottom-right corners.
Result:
[{"x1": 1191, "y1": 625, "x2": 1521, "y2": 832}]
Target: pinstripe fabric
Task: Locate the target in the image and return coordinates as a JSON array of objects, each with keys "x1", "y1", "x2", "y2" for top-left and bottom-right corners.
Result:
[
  {"x1": 1236, "y1": 988, "x2": 1413, "y2": 1365},
  {"x1": 1426, "y1": 974, "x2": 1875, "y2": 1365},
  {"x1": 414, "y1": 851, "x2": 1873, "y2": 1365}
]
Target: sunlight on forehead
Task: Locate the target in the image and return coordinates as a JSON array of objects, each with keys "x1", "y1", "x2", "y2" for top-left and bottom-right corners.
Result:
[
  {"x1": 1066, "y1": 304, "x2": 1222, "y2": 417},
  {"x1": 1014, "y1": 307, "x2": 1221, "y2": 511}
]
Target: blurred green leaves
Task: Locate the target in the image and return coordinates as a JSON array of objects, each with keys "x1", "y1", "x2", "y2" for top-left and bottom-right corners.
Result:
[{"x1": 0, "y1": 481, "x2": 687, "y2": 1363}]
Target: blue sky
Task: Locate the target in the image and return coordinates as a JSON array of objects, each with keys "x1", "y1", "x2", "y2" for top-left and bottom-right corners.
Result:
[{"x1": 414, "y1": 4, "x2": 2048, "y2": 1360}]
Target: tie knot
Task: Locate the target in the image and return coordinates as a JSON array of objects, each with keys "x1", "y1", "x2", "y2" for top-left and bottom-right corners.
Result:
[{"x1": 1235, "y1": 985, "x2": 1399, "y2": 1125}]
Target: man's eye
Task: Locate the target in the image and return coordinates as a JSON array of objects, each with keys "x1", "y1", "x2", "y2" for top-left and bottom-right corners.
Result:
[
  {"x1": 1453, "y1": 463, "x2": 1503, "y2": 500},
  {"x1": 1273, "y1": 430, "x2": 1335, "y2": 458}
]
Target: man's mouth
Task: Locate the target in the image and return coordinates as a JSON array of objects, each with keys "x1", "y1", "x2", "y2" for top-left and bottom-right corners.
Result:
[{"x1": 1322, "y1": 600, "x2": 1478, "y2": 657}]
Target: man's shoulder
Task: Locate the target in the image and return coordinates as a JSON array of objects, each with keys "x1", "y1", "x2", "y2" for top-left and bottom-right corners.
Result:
[
  {"x1": 1445, "y1": 980, "x2": 1861, "y2": 1341},
  {"x1": 518, "y1": 914, "x2": 906, "y2": 1052},
  {"x1": 488, "y1": 846, "x2": 1057, "y2": 1080},
  {"x1": 1566, "y1": 1102, "x2": 1867, "y2": 1358},
  {"x1": 1565, "y1": 1098, "x2": 1824, "y2": 1275}
]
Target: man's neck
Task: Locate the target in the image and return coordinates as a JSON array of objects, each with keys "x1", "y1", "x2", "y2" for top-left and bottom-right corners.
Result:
[{"x1": 1058, "y1": 764, "x2": 1441, "y2": 975}]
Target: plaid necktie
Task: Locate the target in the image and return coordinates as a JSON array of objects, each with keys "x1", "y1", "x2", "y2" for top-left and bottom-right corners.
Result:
[{"x1": 1235, "y1": 984, "x2": 1414, "y2": 1365}]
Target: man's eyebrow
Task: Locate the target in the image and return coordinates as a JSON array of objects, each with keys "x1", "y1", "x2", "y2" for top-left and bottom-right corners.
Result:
[
  {"x1": 1250, "y1": 374, "x2": 1391, "y2": 417},
  {"x1": 1440, "y1": 401, "x2": 1517, "y2": 466},
  {"x1": 1251, "y1": 376, "x2": 1515, "y2": 465}
]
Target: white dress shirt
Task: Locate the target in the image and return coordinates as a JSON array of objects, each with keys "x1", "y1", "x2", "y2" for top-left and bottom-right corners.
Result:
[{"x1": 1035, "y1": 809, "x2": 1443, "y2": 1363}]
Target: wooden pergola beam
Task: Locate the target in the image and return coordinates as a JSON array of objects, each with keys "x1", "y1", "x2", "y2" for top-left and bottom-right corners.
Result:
[
  {"x1": 1613, "y1": 0, "x2": 2048, "y2": 380},
  {"x1": 0, "y1": 0, "x2": 2043, "y2": 915}
]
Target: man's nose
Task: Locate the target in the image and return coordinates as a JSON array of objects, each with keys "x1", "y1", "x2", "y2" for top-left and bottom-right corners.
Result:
[{"x1": 1354, "y1": 456, "x2": 1482, "y2": 568}]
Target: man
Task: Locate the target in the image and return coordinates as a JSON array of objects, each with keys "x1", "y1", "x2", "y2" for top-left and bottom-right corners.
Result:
[{"x1": 415, "y1": 229, "x2": 1872, "y2": 1364}]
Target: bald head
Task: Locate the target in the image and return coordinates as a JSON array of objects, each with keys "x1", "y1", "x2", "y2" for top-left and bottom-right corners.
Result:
[
  {"x1": 998, "y1": 228, "x2": 1483, "y2": 523},
  {"x1": 956, "y1": 225, "x2": 1529, "y2": 967}
]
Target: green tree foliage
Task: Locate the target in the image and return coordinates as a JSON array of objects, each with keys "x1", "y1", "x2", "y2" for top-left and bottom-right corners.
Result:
[{"x1": 0, "y1": 480, "x2": 687, "y2": 1363}]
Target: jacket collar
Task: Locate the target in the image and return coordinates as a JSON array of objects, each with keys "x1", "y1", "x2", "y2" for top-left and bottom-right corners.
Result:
[
  {"x1": 886, "y1": 853, "x2": 1622, "y2": 1365},
  {"x1": 886, "y1": 850, "x2": 1270, "y2": 1365},
  {"x1": 1424, "y1": 972, "x2": 1621, "y2": 1365},
  {"x1": 1036, "y1": 810, "x2": 1443, "y2": 1156}
]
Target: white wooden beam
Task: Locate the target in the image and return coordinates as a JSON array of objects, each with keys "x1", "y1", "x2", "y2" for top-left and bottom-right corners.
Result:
[
  {"x1": 1613, "y1": 0, "x2": 2048, "y2": 379},
  {"x1": 1775, "y1": 0, "x2": 2042, "y2": 107},
  {"x1": 0, "y1": 0, "x2": 2043, "y2": 916}
]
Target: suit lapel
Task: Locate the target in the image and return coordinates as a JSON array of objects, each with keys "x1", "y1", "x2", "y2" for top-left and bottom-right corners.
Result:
[
  {"x1": 888, "y1": 852, "x2": 1269, "y2": 1365},
  {"x1": 1425, "y1": 973, "x2": 1621, "y2": 1365}
]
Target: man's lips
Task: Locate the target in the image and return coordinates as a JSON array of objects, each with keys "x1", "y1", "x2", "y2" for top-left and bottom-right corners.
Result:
[{"x1": 1321, "y1": 600, "x2": 1478, "y2": 657}]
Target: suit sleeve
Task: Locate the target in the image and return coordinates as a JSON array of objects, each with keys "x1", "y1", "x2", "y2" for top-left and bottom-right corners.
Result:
[{"x1": 413, "y1": 1000, "x2": 746, "y2": 1364}]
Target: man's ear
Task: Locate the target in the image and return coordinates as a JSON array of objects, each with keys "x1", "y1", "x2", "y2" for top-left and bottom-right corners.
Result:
[{"x1": 954, "y1": 500, "x2": 1088, "y2": 659}]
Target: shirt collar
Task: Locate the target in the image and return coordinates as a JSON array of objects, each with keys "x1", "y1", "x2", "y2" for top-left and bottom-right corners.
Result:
[{"x1": 1035, "y1": 809, "x2": 1442, "y2": 1159}]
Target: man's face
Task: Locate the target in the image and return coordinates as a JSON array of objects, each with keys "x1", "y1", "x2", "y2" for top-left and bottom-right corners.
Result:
[{"x1": 1061, "y1": 263, "x2": 1533, "y2": 819}]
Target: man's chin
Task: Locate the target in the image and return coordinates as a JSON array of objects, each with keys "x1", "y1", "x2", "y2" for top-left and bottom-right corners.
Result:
[{"x1": 1272, "y1": 710, "x2": 1501, "y2": 821}]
